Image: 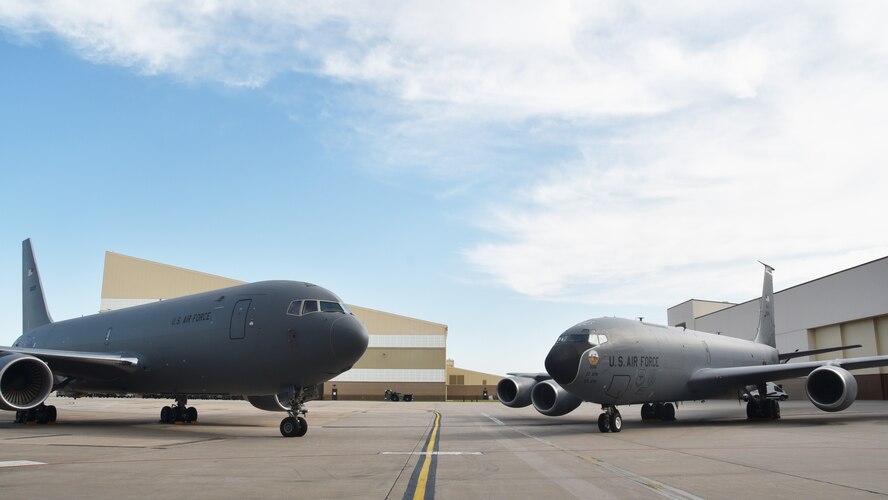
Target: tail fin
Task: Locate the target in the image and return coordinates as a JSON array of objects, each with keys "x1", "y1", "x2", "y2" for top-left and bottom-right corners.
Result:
[
  {"x1": 754, "y1": 262, "x2": 775, "y2": 348},
  {"x1": 22, "y1": 238, "x2": 53, "y2": 333}
]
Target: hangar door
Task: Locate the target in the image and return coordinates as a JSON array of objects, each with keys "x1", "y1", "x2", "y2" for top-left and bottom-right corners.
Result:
[{"x1": 230, "y1": 299, "x2": 252, "y2": 340}]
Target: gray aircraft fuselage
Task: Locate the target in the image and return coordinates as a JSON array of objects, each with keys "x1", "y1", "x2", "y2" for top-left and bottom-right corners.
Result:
[
  {"x1": 12, "y1": 280, "x2": 368, "y2": 396},
  {"x1": 546, "y1": 317, "x2": 777, "y2": 404}
]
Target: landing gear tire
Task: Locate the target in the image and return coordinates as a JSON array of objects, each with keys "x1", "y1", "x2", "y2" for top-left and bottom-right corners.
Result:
[
  {"x1": 280, "y1": 417, "x2": 298, "y2": 437},
  {"x1": 295, "y1": 416, "x2": 308, "y2": 437},
  {"x1": 24, "y1": 404, "x2": 57, "y2": 425},
  {"x1": 747, "y1": 399, "x2": 780, "y2": 420},
  {"x1": 597, "y1": 413, "x2": 610, "y2": 433},
  {"x1": 662, "y1": 403, "x2": 676, "y2": 421},
  {"x1": 609, "y1": 412, "x2": 623, "y2": 432},
  {"x1": 280, "y1": 416, "x2": 307, "y2": 438},
  {"x1": 186, "y1": 407, "x2": 198, "y2": 422},
  {"x1": 598, "y1": 406, "x2": 622, "y2": 433},
  {"x1": 160, "y1": 406, "x2": 172, "y2": 423},
  {"x1": 641, "y1": 403, "x2": 654, "y2": 420}
]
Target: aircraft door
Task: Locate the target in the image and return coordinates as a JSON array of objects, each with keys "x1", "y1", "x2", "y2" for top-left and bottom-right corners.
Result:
[{"x1": 230, "y1": 299, "x2": 252, "y2": 340}]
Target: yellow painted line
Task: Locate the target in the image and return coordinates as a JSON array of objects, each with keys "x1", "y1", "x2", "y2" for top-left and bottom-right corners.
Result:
[{"x1": 412, "y1": 411, "x2": 440, "y2": 500}]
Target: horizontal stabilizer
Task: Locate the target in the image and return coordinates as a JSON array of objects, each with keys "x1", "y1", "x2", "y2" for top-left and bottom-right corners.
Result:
[{"x1": 778, "y1": 345, "x2": 862, "y2": 362}]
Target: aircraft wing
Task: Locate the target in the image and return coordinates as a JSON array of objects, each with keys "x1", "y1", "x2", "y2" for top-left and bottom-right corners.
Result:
[
  {"x1": 506, "y1": 372, "x2": 551, "y2": 381},
  {"x1": 0, "y1": 346, "x2": 139, "y2": 380},
  {"x1": 687, "y1": 355, "x2": 888, "y2": 390}
]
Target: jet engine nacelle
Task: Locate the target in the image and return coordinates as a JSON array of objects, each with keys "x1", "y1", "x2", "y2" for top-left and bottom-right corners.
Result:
[
  {"x1": 246, "y1": 393, "x2": 291, "y2": 412},
  {"x1": 0, "y1": 353, "x2": 54, "y2": 411},
  {"x1": 531, "y1": 379, "x2": 582, "y2": 417},
  {"x1": 497, "y1": 376, "x2": 537, "y2": 408},
  {"x1": 806, "y1": 365, "x2": 857, "y2": 412}
]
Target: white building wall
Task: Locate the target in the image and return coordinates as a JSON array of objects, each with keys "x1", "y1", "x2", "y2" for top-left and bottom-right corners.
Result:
[{"x1": 673, "y1": 257, "x2": 888, "y2": 363}]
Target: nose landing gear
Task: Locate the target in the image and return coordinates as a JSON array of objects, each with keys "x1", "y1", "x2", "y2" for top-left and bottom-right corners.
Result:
[
  {"x1": 597, "y1": 405, "x2": 623, "y2": 433},
  {"x1": 280, "y1": 386, "x2": 312, "y2": 437}
]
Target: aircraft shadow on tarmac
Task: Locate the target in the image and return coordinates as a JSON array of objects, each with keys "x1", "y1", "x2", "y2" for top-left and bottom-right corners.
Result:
[
  {"x1": 0, "y1": 414, "x2": 274, "y2": 431},
  {"x1": 489, "y1": 407, "x2": 888, "y2": 435}
]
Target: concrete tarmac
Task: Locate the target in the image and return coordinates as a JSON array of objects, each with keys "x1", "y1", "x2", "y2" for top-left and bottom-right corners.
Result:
[{"x1": 2, "y1": 397, "x2": 888, "y2": 499}]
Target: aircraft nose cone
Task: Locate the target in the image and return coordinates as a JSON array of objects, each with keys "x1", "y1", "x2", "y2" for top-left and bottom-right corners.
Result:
[
  {"x1": 545, "y1": 342, "x2": 588, "y2": 386},
  {"x1": 330, "y1": 315, "x2": 369, "y2": 369}
]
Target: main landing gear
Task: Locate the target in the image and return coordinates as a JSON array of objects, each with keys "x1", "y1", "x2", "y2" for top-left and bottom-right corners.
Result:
[
  {"x1": 746, "y1": 399, "x2": 780, "y2": 420},
  {"x1": 745, "y1": 383, "x2": 781, "y2": 420},
  {"x1": 279, "y1": 386, "x2": 310, "y2": 438},
  {"x1": 13, "y1": 403, "x2": 57, "y2": 424},
  {"x1": 160, "y1": 397, "x2": 198, "y2": 424},
  {"x1": 597, "y1": 405, "x2": 623, "y2": 433},
  {"x1": 640, "y1": 402, "x2": 676, "y2": 422}
]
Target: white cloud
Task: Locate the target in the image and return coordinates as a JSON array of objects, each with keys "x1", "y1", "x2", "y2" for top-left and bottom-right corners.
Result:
[
  {"x1": 1, "y1": 1, "x2": 780, "y2": 116},
  {"x1": 465, "y1": 62, "x2": 888, "y2": 305},
  {"x1": 3, "y1": 1, "x2": 887, "y2": 305}
]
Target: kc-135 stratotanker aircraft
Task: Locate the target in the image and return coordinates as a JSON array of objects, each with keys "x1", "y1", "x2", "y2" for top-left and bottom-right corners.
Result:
[
  {"x1": 0, "y1": 239, "x2": 369, "y2": 437},
  {"x1": 498, "y1": 264, "x2": 888, "y2": 432}
]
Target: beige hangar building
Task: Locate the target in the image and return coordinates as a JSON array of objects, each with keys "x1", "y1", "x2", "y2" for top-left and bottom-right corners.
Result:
[
  {"x1": 99, "y1": 251, "x2": 501, "y2": 401},
  {"x1": 668, "y1": 257, "x2": 888, "y2": 399}
]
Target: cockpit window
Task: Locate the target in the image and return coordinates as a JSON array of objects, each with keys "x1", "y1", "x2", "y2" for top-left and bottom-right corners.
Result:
[
  {"x1": 286, "y1": 300, "x2": 302, "y2": 316},
  {"x1": 288, "y1": 299, "x2": 349, "y2": 316},
  {"x1": 320, "y1": 301, "x2": 345, "y2": 313},
  {"x1": 302, "y1": 300, "x2": 319, "y2": 314},
  {"x1": 556, "y1": 329, "x2": 608, "y2": 346}
]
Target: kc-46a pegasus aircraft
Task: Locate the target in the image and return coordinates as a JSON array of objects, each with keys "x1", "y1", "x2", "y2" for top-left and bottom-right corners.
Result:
[
  {"x1": 498, "y1": 264, "x2": 888, "y2": 432},
  {"x1": 0, "y1": 239, "x2": 369, "y2": 437}
]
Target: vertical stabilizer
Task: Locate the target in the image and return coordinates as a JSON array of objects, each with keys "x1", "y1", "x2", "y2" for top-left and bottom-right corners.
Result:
[
  {"x1": 754, "y1": 262, "x2": 775, "y2": 348},
  {"x1": 22, "y1": 239, "x2": 53, "y2": 333}
]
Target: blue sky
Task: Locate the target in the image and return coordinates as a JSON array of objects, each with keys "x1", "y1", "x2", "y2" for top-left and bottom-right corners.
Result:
[{"x1": 1, "y1": 2, "x2": 886, "y2": 375}]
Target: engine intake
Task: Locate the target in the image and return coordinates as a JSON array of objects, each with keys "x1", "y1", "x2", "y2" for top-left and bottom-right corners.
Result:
[
  {"x1": 497, "y1": 376, "x2": 537, "y2": 408},
  {"x1": 0, "y1": 353, "x2": 54, "y2": 411},
  {"x1": 806, "y1": 365, "x2": 857, "y2": 412},
  {"x1": 531, "y1": 379, "x2": 582, "y2": 416}
]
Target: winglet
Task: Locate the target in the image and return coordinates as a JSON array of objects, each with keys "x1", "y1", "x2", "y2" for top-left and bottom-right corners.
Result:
[
  {"x1": 22, "y1": 239, "x2": 53, "y2": 333},
  {"x1": 753, "y1": 262, "x2": 775, "y2": 348}
]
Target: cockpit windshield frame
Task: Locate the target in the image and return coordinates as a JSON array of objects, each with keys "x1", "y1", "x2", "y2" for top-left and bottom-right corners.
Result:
[
  {"x1": 286, "y1": 299, "x2": 350, "y2": 317},
  {"x1": 556, "y1": 329, "x2": 608, "y2": 347}
]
